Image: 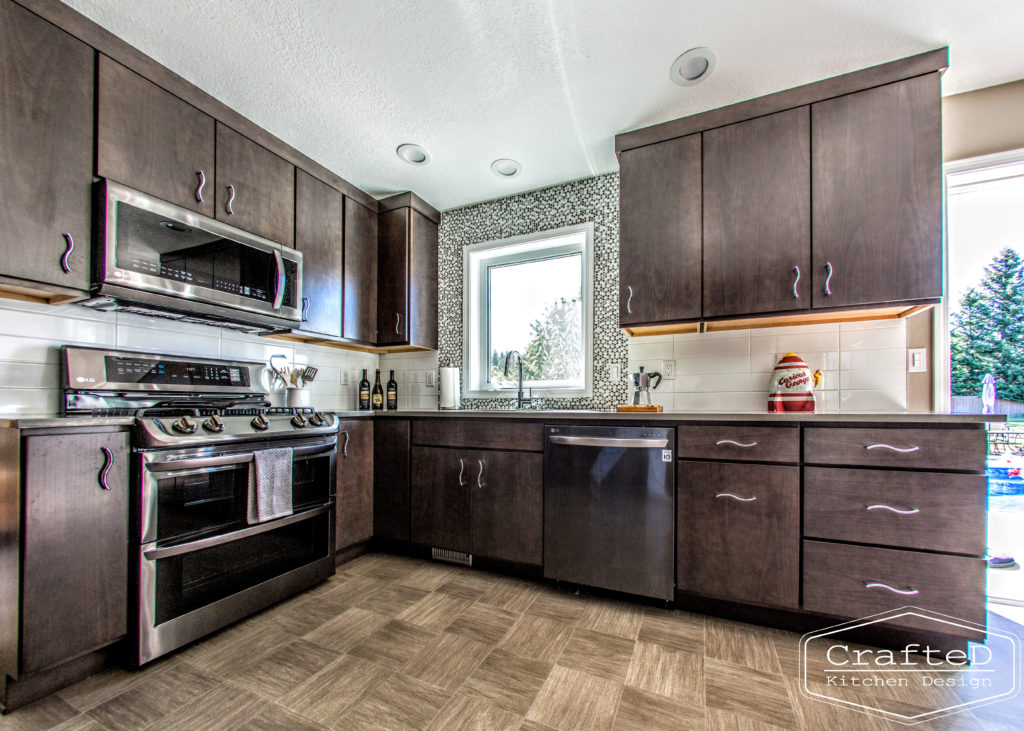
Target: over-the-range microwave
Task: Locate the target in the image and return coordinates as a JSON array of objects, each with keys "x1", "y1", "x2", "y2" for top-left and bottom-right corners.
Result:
[{"x1": 83, "y1": 180, "x2": 303, "y2": 332}]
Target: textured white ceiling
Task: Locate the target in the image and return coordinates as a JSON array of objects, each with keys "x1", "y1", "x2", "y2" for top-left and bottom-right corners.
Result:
[{"x1": 61, "y1": 0, "x2": 1024, "y2": 211}]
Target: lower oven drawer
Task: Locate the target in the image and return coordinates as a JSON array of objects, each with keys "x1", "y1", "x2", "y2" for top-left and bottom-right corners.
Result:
[
  {"x1": 804, "y1": 468, "x2": 987, "y2": 555},
  {"x1": 802, "y1": 540, "x2": 986, "y2": 631}
]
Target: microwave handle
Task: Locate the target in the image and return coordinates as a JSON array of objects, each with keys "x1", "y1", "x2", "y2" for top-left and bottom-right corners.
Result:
[{"x1": 272, "y1": 249, "x2": 286, "y2": 310}]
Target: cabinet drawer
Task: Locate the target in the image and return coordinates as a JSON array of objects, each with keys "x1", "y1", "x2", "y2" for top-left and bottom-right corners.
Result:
[
  {"x1": 803, "y1": 427, "x2": 987, "y2": 472},
  {"x1": 412, "y1": 419, "x2": 543, "y2": 451},
  {"x1": 677, "y1": 426, "x2": 798, "y2": 463},
  {"x1": 803, "y1": 541, "x2": 985, "y2": 631},
  {"x1": 804, "y1": 468, "x2": 986, "y2": 555}
]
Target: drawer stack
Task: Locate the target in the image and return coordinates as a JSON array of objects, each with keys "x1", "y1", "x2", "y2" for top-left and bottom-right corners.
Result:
[{"x1": 801, "y1": 426, "x2": 988, "y2": 633}]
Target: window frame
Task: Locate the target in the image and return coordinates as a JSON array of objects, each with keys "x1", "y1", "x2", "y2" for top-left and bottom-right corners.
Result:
[{"x1": 462, "y1": 222, "x2": 594, "y2": 400}]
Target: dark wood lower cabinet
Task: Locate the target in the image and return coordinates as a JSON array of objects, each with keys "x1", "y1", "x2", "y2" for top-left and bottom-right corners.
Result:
[
  {"x1": 373, "y1": 419, "x2": 410, "y2": 541},
  {"x1": 410, "y1": 447, "x2": 470, "y2": 552},
  {"x1": 677, "y1": 461, "x2": 800, "y2": 609},
  {"x1": 336, "y1": 420, "x2": 373, "y2": 551},
  {"x1": 21, "y1": 431, "x2": 129, "y2": 675}
]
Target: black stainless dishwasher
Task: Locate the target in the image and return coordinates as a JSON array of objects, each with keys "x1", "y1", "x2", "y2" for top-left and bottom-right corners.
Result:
[{"x1": 544, "y1": 424, "x2": 675, "y2": 601}]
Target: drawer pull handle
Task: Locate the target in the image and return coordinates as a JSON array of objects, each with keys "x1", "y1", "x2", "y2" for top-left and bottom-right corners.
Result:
[
  {"x1": 866, "y1": 444, "x2": 921, "y2": 453},
  {"x1": 792, "y1": 266, "x2": 801, "y2": 299},
  {"x1": 195, "y1": 170, "x2": 206, "y2": 202},
  {"x1": 98, "y1": 447, "x2": 113, "y2": 490},
  {"x1": 477, "y1": 459, "x2": 485, "y2": 489},
  {"x1": 716, "y1": 440, "x2": 758, "y2": 448},
  {"x1": 824, "y1": 261, "x2": 834, "y2": 296},
  {"x1": 866, "y1": 504, "x2": 920, "y2": 515},
  {"x1": 225, "y1": 184, "x2": 236, "y2": 214},
  {"x1": 61, "y1": 232, "x2": 75, "y2": 273},
  {"x1": 715, "y1": 492, "x2": 757, "y2": 502},
  {"x1": 864, "y1": 581, "x2": 919, "y2": 596},
  {"x1": 625, "y1": 285, "x2": 634, "y2": 314},
  {"x1": 458, "y1": 458, "x2": 466, "y2": 487}
]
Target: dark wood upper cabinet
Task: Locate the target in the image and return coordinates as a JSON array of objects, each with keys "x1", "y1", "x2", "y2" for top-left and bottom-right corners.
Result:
[
  {"x1": 295, "y1": 170, "x2": 342, "y2": 338},
  {"x1": 377, "y1": 204, "x2": 438, "y2": 348},
  {"x1": 812, "y1": 73, "x2": 942, "y2": 308},
  {"x1": 410, "y1": 447, "x2": 471, "y2": 552},
  {"x1": 0, "y1": 0, "x2": 93, "y2": 292},
  {"x1": 373, "y1": 418, "x2": 410, "y2": 541},
  {"x1": 343, "y1": 197, "x2": 378, "y2": 343},
  {"x1": 336, "y1": 419, "x2": 373, "y2": 551},
  {"x1": 702, "y1": 107, "x2": 811, "y2": 318},
  {"x1": 96, "y1": 55, "x2": 215, "y2": 216},
  {"x1": 618, "y1": 134, "x2": 702, "y2": 326},
  {"x1": 470, "y1": 450, "x2": 543, "y2": 566},
  {"x1": 677, "y1": 460, "x2": 800, "y2": 609},
  {"x1": 215, "y1": 123, "x2": 295, "y2": 246},
  {"x1": 21, "y1": 431, "x2": 129, "y2": 675}
]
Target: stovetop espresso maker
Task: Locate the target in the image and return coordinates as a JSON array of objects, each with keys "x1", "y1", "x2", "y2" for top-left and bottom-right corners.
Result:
[{"x1": 629, "y1": 366, "x2": 663, "y2": 406}]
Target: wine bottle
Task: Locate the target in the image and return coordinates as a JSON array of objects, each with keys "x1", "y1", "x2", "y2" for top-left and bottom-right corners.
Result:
[
  {"x1": 371, "y1": 369, "x2": 384, "y2": 411},
  {"x1": 386, "y1": 370, "x2": 398, "y2": 410},
  {"x1": 358, "y1": 369, "x2": 370, "y2": 410}
]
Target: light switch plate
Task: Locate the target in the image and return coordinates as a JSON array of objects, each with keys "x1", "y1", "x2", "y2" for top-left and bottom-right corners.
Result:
[
  {"x1": 426, "y1": 370, "x2": 436, "y2": 388},
  {"x1": 908, "y1": 348, "x2": 927, "y2": 373},
  {"x1": 608, "y1": 363, "x2": 621, "y2": 382}
]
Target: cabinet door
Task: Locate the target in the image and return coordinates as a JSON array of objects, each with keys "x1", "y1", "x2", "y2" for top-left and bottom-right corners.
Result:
[
  {"x1": 470, "y1": 450, "x2": 543, "y2": 565},
  {"x1": 373, "y1": 419, "x2": 410, "y2": 541},
  {"x1": 96, "y1": 55, "x2": 215, "y2": 216},
  {"x1": 215, "y1": 123, "x2": 295, "y2": 246},
  {"x1": 336, "y1": 420, "x2": 373, "y2": 550},
  {"x1": 295, "y1": 170, "x2": 342, "y2": 338},
  {"x1": 410, "y1": 447, "x2": 471, "y2": 552},
  {"x1": 376, "y1": 208, "x2": 409, "y2": 345},
  {"x1": 343, "y1": 197, "x2": 378, "y2": 343},
  {"x1": 703, "y1": 108, "x2": 811, "y2": 318},
  {"x1": 408, "y1": 210, "x2": 438, "y2": 349},
  {"x1": 677, "y1": 461, "x2": 799, "y2": 609},
  {"x1": 812, "y1": 74, "x2": 942, "y2": 308},
  {"x1": 21, "y1": 431, "x2": 129, "y2": 675},
  {"x1": 618, "y1": 134, "x2": 702, "y2": 325},
  {"x1": 0, "y1": 1, "x2": 93, "y2": 291}
]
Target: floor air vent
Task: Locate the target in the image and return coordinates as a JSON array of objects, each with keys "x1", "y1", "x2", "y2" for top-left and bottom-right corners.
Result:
[{"x1": 431, "y1": 548, "x2": 472, "y2": 566}]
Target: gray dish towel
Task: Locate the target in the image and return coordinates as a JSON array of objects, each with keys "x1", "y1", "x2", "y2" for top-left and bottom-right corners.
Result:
[{"x1": 247, "y1": 447, "x2": 293, "y2": 524}]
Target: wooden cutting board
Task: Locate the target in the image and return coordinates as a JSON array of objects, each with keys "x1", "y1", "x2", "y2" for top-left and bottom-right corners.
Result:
[{"x1": 615, "y1": 404, "x2": 664, "y2": 412}]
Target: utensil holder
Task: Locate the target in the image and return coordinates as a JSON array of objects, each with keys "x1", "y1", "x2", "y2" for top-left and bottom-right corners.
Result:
[{"x1": 285, "y1": 388, "x2": 311, "y2": 409}]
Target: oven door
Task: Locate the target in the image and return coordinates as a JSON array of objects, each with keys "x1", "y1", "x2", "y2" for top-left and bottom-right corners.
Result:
[{"x1": 135, "y1": 438, "x2": 335, "y2": 664}]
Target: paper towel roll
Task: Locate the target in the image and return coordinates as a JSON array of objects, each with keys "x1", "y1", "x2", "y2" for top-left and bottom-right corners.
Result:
[{"x1": 439, "y1": 367, "x2": 460, "y2": 409}]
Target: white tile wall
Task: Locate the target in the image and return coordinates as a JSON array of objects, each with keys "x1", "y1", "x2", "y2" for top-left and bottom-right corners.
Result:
[
  {"x1": 626, "y1": 319, "x2": 908, "y2": 413},
  {"x1": 378, "y1": 350, "x2": 440, "y2": 411},
  {"x1": 0, "y1": 298, "x2": 379, "y2": 415}
]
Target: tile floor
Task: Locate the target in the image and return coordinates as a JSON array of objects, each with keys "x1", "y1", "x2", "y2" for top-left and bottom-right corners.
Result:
[{"x1": 3, "y1": 552, "x2": 1022, "y2": 730}]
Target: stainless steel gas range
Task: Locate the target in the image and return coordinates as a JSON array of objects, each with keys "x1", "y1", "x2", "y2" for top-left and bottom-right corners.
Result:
[{"x1": 61, "y1": 346, "x2": 337, "y2": 665}]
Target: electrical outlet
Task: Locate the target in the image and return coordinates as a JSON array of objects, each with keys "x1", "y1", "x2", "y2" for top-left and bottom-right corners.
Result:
[
  {"x1": 608, "y1": 363, "x2": 621, "y2": 382},
  {"x1": 663, "y1": 360, "x2": 676, "y2": 379},
  {"x1": 908, "y1": 348, "x2": 928, "y2": 373}
]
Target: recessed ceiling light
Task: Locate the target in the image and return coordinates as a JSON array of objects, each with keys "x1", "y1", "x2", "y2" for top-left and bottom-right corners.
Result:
[
  {"x1": 491, "y1": 158, "x2": 522, "y2": 178},
  {"x1": 396, "y1": 143, "x2": 430, "y2": 165},
  {"x1": 670, "y1": 47, "x2": 716, "y2": 86}
]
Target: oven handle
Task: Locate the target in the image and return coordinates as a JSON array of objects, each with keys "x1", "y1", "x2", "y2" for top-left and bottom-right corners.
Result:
[
  {"x1": 142, "y1": 503, "x2": 331, "y2": 561},
  {"x1": 144, "y1": 442, "x2": 336, "y2": 473}
]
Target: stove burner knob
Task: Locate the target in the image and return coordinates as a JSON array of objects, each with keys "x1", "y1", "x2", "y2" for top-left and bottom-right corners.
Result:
[
  {"x1": 291, "y1": 413, "x2": 307, "y2": 428},
  {"x1": 171, "y1": 416, "x2": 198, "y2": 434},
  {"x1": 251, "y1": 414, "x2": 270, "y2": 431},
  {"x1": 203, "y1": 415, "x2": 226, "y2": 433},
  {"x1": 308, "y1": 412, "x2": 325, "y2": 427}
]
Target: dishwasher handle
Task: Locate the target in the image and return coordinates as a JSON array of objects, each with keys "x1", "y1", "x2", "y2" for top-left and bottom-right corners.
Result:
[{"x1": 549, "y1": 435, "x2": 669, "y2": 449}]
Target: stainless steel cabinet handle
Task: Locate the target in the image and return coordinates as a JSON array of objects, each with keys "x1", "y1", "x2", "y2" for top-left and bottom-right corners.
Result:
[
  {"x1": 866, "y1": 504, "x2": 920, "y2": 515},
  {"x1": 824, "y1": 261, "x2": 834, "y2": 296},
  {"x1": 225, "y1": 184, "x2": 236, "y2": 214},
  {"x1": 60, "y1": 233, "x2": 75, "y2": 273},
  {"x1": 98, "y1": 447, "x2": 113, "y2": 490},
  {"x1": 477, "y1": 459, "x2": 484, "y2": 489},
  {"x1": 458, "y1": 458, "x2": 466, "y2": 486},
  {"x1": 395, "y1": 313, "x2": 402, "y2": 334},
  {"x1": 715, "y1": 492, "x2": 757, "y2": 502},
  {"x1": 341, "y1": 430, "x2": 349, "y2": 458},
  {"x1": 716, "y1": 440, "x2": 757, "y2": 448},
  {"x1": 302, "y1": 297, "x2": 310, "y2": 322},
  {"x1": 866, "y1": 444, "x2": 921, "y2": 453},
  {"x1": 549, "y1": 435, "x2": 668, "y2": 449},
  {"x1": 864, "y1": 581, "x2": 919, "y2": 596},
  {"x1": 625, "y1": 285, "x2": 633, "y2": 314},
  {"x1": 195, "y1": 170, "x2": 206, "y2": 203},
  {"x1": 792, "y1": 266, "x2": 801, "y2": 298}
]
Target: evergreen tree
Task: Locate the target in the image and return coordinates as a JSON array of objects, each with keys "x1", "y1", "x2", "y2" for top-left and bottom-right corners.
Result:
[
  {"x1": 950, "y1": 288, "x2": 988, "y2": 396},
  {"x1": 489, "y1": 296, "x2": 583, "y2": 384}
]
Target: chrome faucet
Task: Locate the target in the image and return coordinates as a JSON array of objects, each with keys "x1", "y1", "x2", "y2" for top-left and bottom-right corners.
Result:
[{"x1": 503, "y1": 350, "x2": 532, "y2": 409}]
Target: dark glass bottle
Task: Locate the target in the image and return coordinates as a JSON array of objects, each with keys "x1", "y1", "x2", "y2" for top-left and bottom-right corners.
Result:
[
  {"x1": 371, "y1": 369, "x2": 384, "y2": 411},
  {"x1": 386, "y1": 370, "x2": 398, "y2": 410},
  {"x1": 358, "y1": 369, "x2": 370, "y2": 410}
]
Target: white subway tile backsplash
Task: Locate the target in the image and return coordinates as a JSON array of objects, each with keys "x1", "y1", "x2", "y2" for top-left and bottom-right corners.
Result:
[
  {"x1": 840, "y1": 347, "x2": 906, "y2": 371},
  {"x1": 840, "y1": 323, "x2": 907, "y2": 351},
  {"x1": 674, "y1": 373, "x2": 750, "y2": 393},
  {"x1": 840, "y1": 369, "x2": 907, "y2": 391},
  {"x1": 840, "y1": 389, "x2": 907, "y2": 412},
  {"x1": 673, "y1": 336, "x2": 748, "y2": 359}
]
